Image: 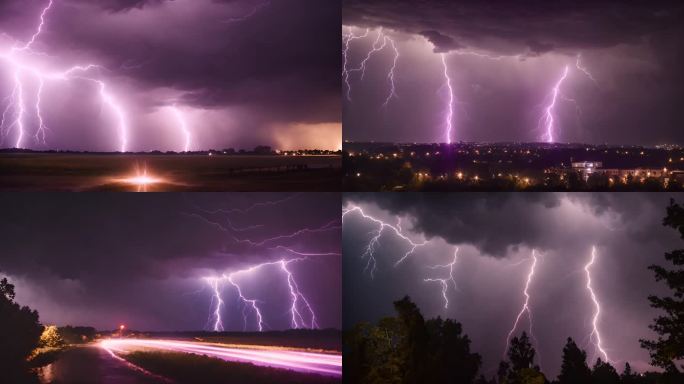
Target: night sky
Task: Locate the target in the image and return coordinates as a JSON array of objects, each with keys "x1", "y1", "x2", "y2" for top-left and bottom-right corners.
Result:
[
  {"x1": 0, "y1": 193, "x2": 341, "y2": 332},
  {"x1": 343, "y1": 193, "x2": 684, "y2": 377},
  {"x1": 343, "y1": 0, "x2": 684, "y2": 145},
  {"x1": 0, "y1": 0, "x2": 340, "y2": 151}
]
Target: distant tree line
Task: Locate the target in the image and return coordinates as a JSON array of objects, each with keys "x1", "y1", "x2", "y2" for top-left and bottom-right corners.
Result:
[{"x1": 345, "y1": 200, "x2": 684, "y2": 383}]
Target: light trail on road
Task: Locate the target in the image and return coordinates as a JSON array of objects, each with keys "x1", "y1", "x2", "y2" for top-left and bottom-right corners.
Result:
[{"x1": 100, "y1": 339, "x2": 342, "y2": 377}]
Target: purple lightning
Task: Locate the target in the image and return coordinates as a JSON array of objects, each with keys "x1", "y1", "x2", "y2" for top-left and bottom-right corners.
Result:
[
  {"x1": 342, "y1": 27, "x2": 369, "y2": 101},
  {"x1": 381, "y1": 38, "x2": 399, "y2": 107},
  {"x1": 575, "y1": 54, "x2": 598, "y2": 86},
  {"x1": 342, "y1": 27, "x2": 399, "y2": 105},
  {"x1": 424, "y1": 248, "x2": 459, "y2": 309},
  {"x1": 504, "y1": 250, "x2": 540, "y2": 360},
  {"x1": 585, "y1": 246, "x2": 610, "y2": 363},
  {"x1": 539, "y1": 65, "x2": 570, "y2": 143},
  {"x1": 205, "y1": 258, "x2": 318, "y2": 332},
  {"x1": 170, "y1": 105, "x2": 191, "y2": 152},
  {"x1": 441, "y1": 53, "x2": 455, "y2": 144},
  {"x1": 0, "y1": 0, "x2": 132, "y2": 151},
  {"x1": 342, "y1": 204, "x2": 426, "y2": 278},
  {"x1": 206, "y1": 278, "x2": 225, "y2": 332}
]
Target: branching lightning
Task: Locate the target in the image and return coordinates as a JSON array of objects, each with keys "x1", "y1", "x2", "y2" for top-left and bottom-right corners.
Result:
[
  {"x1": 193, "y1": 196, "x2": 333, "y2": 332},
  {"x1": 342, "y1": 27, "x2": 399, "y2": 105},
  {"x1": 504, "y1": 250, "x2": 540, "y2": 361},
  {"x1": 342, "y1": 204, "x2": 426, "y2": 278},
  {"x1": 424, "y1": 247, "x2": 459, "y2": 309},
  {"x1": 206, "y1": 258, "x2": 318, "y2": 332},
  {"x1": 0, "y1": 0, "x2": 133, "y2": 150},
  {"x1": 585, "y1": 246, "x2": 610, "y2": 363},
  {"x1": 575, "y1": 54, "x2": 598, "y2": 86},
  {"x1": 0, "y1": 1, "x2": 211, "y2": 151}
]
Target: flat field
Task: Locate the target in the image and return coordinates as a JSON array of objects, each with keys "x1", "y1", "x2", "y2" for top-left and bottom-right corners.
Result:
[{"x1": 0, "y1": 153, "x2": 341, "y2": 191}]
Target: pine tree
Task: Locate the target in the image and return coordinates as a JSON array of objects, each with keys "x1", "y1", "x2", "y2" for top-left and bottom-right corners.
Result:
[{"x1": 557, "y1": 338, "x2": 591, "y2": 384}]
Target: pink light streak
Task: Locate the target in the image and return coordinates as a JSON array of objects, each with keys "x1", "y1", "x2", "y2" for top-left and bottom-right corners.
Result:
[{"x1": 101, "y1": 339, "x2": 342, "y2": 377}]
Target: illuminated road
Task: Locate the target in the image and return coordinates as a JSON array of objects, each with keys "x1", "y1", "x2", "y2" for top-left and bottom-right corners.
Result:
[{"x1": 101, "y1": 339, "x2": 342, "y2": 377}]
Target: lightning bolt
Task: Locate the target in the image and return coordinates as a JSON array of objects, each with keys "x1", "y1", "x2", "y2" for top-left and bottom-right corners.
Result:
[
  {"x1": 539, "y1": 65, "x2": 569, "y2": 143},
  {"x1": 170, "y1": 105, "x2": 191, "y2": 152},
  {"x1": 342, "y1": 27, "x2": 399, "y2": 105},
  {"x1": 575, "y1": 54, "x2": 598, "y2": 86},
  {"x1": 342, "y1": 27, "x2": 369, "y2": 101},
  {"x1": 0, "y1": 0, "x2": 130, "y2": 151},
  {"x1": 206, "y1": 277, "x2": 225, "y2": 332},
  {"x1": 381, "y1": 37, "x2": 399, "y2": 107},
  {"x1": 424, "y1": 247, "x2": 459, "y2": 309},
  {"x1": 342, "y1": 204, "x2": 426, "y2": 278},
  {"x1": 585, "y1": 246, "x2": 610, "y2": 363},
  {"x1": 441, "y1": 53, "x2": 455, "y2": 144},
  {"x1": 206, "y1": 258, "x2": 318, "y2": 332},
  {"x1": 504, "y1": 250, "x2": 540, "y2": 363}
]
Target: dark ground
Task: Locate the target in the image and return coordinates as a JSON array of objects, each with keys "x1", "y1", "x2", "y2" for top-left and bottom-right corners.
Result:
[{"x1": 0, "y1": 153, "x2": 341, "y2": 191}]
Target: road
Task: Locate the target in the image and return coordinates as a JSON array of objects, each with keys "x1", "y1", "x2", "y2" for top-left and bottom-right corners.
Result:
[
  {"x1": 101, "y1": 338, "x2": 343, "y2": 377},
  {"x1": 37, "y1": 345, "x2": 167, "y2": 384}
]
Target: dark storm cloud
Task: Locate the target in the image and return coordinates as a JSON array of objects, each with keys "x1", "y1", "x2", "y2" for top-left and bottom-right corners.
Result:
[
  {"x1": 419, "y1": 30, "x2": 462, "y2": 53},
  {"x1": 343, "y1": 0, "x2": 684, "y2": 54},
  {"x1": 343, "y1": 193, "x2": 684, "y2": 377},
  {"x1": 50, "y1": 0, "x2": 340, "y2": 119},
  {"x1": 77, "y1": 0, "x2": 170, "y2": 12},
  {"x1": 345, "y1": 193, "x2": 564, "y2": 255},
  {"x1": 0, "y1": 0, "x2": 340, "y2": 150},
  {"x1": 0, "y1": 193, "x2": 341, "y2": 330}
]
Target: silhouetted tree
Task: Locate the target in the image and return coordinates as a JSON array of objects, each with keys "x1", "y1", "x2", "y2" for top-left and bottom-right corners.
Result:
[
  {"x1": 498, "y1": 332, "x2": 545, "y2": 384},
  {"x1": 620, "y1": 363, "x2": 637, "y2": 384},
  {"x1": 591, "y1": 358, "x2": 619, "y2": 384},
  {"x1": 0, "y1": 277, "x2": 43, "y2": 380},
  {"x1": 394, "y1": 296, "x2": 429, "y2": 383},
  {"x1": 640, "y1": 199, "x2": 684, "y2": 372},
  {"x1": 557, "y1": 338, "x2": 591, "y2": 384},
  {"x1": 509, "y1": 332, "x2": 536, "y2": 371},
  {"x1": 344, "y1": 296, "x2": 480, "y2": 384},
  {"x1": 424, "y1": 317, "x2": 481, "y2": 383}
]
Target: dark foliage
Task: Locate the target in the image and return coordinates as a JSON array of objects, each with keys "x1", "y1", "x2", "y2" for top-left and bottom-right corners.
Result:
[
  {"x1": 640, "y1": 199, "x2": 684, "y2": 371},
  {"x1": 0, "y1": 277, "x2": 43, "y2": 382},
  {"x1": 344, "y1": 295, "x2": 481, "y2": 383}
]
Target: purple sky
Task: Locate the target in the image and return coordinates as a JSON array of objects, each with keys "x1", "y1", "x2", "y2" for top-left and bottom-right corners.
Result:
[
  {"x1": 0, "y1": 193, "x2": 341, "y2": 332},
  {"x1": 343, "y1": 193, "x2": 684, "y2": 377},
  {"x1": 342, "y1": 0, "x2": 684, "y2": 145},
  {"x1": 0, "y1": 0, "x2": 340, "y2": 151}
]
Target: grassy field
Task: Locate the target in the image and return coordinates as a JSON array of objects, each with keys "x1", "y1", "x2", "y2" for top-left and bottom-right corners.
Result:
[
  {"x1": 0, "y1": 153, "x2": 340, "y2": 191},
  {"x1": 123, "y1": 351, "x2": 341, "y2": 384}
]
